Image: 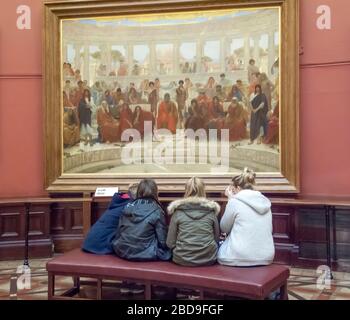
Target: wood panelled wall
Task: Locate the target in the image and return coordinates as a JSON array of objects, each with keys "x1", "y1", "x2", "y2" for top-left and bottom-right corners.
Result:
[
  {"x1": 1, "y1": 197, "x2": 349, "y2": 271},
  {"x1": 0, "y1": 203, "x2": 51, "y2": 260}
]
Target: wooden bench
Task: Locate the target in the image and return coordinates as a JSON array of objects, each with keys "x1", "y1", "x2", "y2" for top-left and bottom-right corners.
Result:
[{"x1": 46, "y1": 249, "x2": 290, "y2": 300}]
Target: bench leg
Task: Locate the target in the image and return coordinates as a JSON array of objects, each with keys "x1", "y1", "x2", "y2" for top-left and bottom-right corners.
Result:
[
  {"x1": 48, "y1": 272, "x2": 55, "y2": 300},
  {"x1": 96, "y1": 279, "x2": 102, "y2": 300},
  {"x1": 145, "y1": 282, "x2": 152, "y2": 300},
  {"x1": 280, "y1": 282, "x2": 289, "y2": 300},
  {"x1": 73, "y1": 276, "x2": 80, "y2": 292}
]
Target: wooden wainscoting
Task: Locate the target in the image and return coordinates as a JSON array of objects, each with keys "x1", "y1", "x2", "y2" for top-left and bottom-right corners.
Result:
[
  {"x1": 272, "y1": 205, "x2": 299, "y2": 265},
  {"x1": 0, "y1": 195, "x2": 350, "y2": 271},
  {"x1": 50, "y1": 202, "x2": 84, "y2": 253},
  {"x1": 296, "y1": 207, "x2": 350, "y2": 271},
  {"x1": 0, "y1": 203, "x2": 52, "y2": 260}
]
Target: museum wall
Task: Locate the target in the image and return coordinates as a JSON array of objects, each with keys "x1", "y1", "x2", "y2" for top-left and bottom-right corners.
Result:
[{"x1": 0, "y1": 0, "x2": 349, "y2": 198}]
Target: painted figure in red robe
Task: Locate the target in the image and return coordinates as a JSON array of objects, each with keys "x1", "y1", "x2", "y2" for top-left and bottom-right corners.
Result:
[
  {"x1": 128, "y1": 85, "x2": 139, "y2": 104},
  {"x1": 207, "y1": 96, "x2": 225, "y2": 136},
  {"x1": 196, "y1": 90, "x2": 212, "y2": 128},
  {"x1": 157, "y1": 93, "x2": 178, "y2": 134},
  {"x1": 97, "y1": 101, "x2": 121, "y2": 143},
  {"x1": 148, "y1": 81, "x2": 159, "y2": 117},
  {"x1": 264, "y1": 102, "x2": 279, "y2": 145},
  {"x1": 72, "y1": 80, "x2": 85, "y2": 107},
  {"x1": 185, "y1": 99, "x2": 206, "y2": 131},
  {"x1": 224, "y1": 98, "x2": 248, "y2": 141},
  {"x1": 119, "y1": 102, "x2": 133, "y2": 134},
  {"x1": 133, "y1": 105, "x2": 155, "y2": 137}
]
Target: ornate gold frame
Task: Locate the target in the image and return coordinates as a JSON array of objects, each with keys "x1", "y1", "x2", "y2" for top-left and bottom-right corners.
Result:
[{"x1": 44, "y1": 0, "x2": 299, "y2": 194}]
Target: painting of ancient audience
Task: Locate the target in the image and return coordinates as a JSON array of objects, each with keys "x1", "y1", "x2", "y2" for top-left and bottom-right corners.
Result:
[{"x1": 63, "y1": 65, "x2": 279, "y2": 151}]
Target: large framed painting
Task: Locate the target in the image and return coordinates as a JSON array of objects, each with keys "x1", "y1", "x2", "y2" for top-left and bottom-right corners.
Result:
[{"x1": 44, "y1": 0, "x2": 299, "y2": 193}]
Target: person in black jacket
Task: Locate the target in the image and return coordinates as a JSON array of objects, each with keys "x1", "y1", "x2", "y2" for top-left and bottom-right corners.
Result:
[
  {"x1": 82, "y1": 184, "x2": 138, "y2": 255},
  {"x1": 78, "y1": 89, "x2": 94, "y2": 146},
  {"x1": 113, "y1": 179, "x2": 171, "y2": 261}
]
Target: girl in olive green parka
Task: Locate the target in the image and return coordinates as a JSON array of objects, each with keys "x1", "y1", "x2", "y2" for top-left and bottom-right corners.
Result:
[{"x1": 166, "y1": 177, "x2": 221, "y2": 266}]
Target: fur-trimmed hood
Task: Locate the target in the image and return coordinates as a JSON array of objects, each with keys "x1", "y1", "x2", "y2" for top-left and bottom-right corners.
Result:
[{"x1": 167, "y1": 197, "x2": 221, "y2": 218}]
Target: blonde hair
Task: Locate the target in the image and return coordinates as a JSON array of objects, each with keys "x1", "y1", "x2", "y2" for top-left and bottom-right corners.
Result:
[
  {"x1": 127, "y1": 183, "x2": 139, "y2": 199},
  {"x1": 184, "y1": 177, "x2": 206, "y2": 198},
  {"x1": 232, "y1": 168, "x2": 256, "y2": 190}
]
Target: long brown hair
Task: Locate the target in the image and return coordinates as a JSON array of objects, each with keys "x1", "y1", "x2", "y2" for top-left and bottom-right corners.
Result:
[
  {"x1": 136, "y1": 179, "x2": 158, "y2": 200},
  {"x1": 83, "y1": 89, "x2": 91, "y2": 101},
  {"x1": 136, "y1": 179, "x2": 165, "y2": 214}
]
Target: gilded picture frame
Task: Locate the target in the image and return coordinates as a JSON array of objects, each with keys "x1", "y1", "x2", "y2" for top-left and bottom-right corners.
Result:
[{"x1": 44, "y1": 0, "x2": 299, "y2": 194}]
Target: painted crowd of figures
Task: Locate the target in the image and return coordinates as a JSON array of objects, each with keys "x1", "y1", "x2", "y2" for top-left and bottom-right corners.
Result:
[{"x1": 63, "y1": 59, "x2": 279, "y2": 149}]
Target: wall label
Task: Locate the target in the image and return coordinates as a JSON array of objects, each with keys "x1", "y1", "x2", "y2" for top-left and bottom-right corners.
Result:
[{"x1": 94, "y1": 187, "x2": 119, "y2": 197}]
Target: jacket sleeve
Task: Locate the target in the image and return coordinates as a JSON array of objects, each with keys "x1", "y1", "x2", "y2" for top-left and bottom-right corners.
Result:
[
  {"x1": 213, "y1": 215, "x2": 220, "y2": 242},
  {"x1": 114, "y1": 208, "x2": 126, "y2": 240},
  {"x1": 166, "y1": 212, "x2": 178, "y2": 249},
  {"x1": 155, "y1": 209, "x2": 170, "y2": 249},
  {"x1": 220, "y1": 199, "x2": 238, "y2": 234},
  {"x1": 269, "y1": 210, "x2": 273, "y2": 234}
]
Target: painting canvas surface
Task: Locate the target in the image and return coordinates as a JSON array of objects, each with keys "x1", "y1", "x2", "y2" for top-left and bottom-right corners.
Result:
[{"x1": 61, "y1": 7, "x2": 280, "y2": 176}]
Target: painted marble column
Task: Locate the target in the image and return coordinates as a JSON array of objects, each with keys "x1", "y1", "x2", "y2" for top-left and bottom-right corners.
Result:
[
  {"x1": 196, "y1": 39, "x2": 202, "y2": 73},
  {"x1": 74, "y1": 44, "x2": 82, "y2": 71},
  {"x1": 220, "y1": 36, "x2": 226, "y2": 73},
  {"x1": 127, "y1": 44, "x2": 133, "y2": 76},
  {"x1": 83, "y1": 44, "x2": 90, "y2": 85},
  {"x1": 173, "y1": 40, "x2": 179, "y2": 75},
  {"x1": 106, "y1": 45, "x2": 112, "y2": 75},
  {"x1": 244, "y1": 36, "x2": 250, "y2": 69},
  {"x1": 99, "y1": 44, "x2": 107, "y2": 71},
  {"x1": 268, "y1": 31, "x2": 276, "y2": 77},
  {"x1": 253, "y1": 34, "x2": 261, "y2": 66},
  {"x1": 149, "y1": 42, "x2": 156, "y2": 76}
]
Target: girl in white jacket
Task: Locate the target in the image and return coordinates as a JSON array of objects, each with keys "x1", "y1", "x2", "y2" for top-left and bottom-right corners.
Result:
[{"x1": 218, "y1": 168, "x2": 275, "y2": 266}]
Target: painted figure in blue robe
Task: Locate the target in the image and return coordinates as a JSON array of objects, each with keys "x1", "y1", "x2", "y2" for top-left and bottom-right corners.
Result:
[{"x1": 249, "y1": 84, "x2": 269, "y2": 144}]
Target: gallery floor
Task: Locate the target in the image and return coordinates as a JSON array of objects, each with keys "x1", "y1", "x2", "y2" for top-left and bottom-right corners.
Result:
[{"x1": 1, "y1": 257, "x2": 350, "y2": 300}]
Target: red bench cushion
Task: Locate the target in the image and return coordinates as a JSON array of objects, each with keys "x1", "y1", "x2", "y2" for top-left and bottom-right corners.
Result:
[{"x1": 47, "y1": 249, "x2": 289, "y2": 298}]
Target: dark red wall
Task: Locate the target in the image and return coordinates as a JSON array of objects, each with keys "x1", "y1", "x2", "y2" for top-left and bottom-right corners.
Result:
[
  {"x1": 299, "y1": 0, "x2": 350, "y2": 197},
  {"x1": 0, "y1": 0, "x2": 349, "y2": 198}
]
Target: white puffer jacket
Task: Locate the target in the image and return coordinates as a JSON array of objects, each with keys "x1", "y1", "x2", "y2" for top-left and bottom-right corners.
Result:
[{"x1": 218, "y1": 189, "x2": 275, "y2": 266}]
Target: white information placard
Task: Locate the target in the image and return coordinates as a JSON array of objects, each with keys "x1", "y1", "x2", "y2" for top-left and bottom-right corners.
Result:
[{"x1": 94, "y1": 187, "x2": 119, "y2": 197}]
